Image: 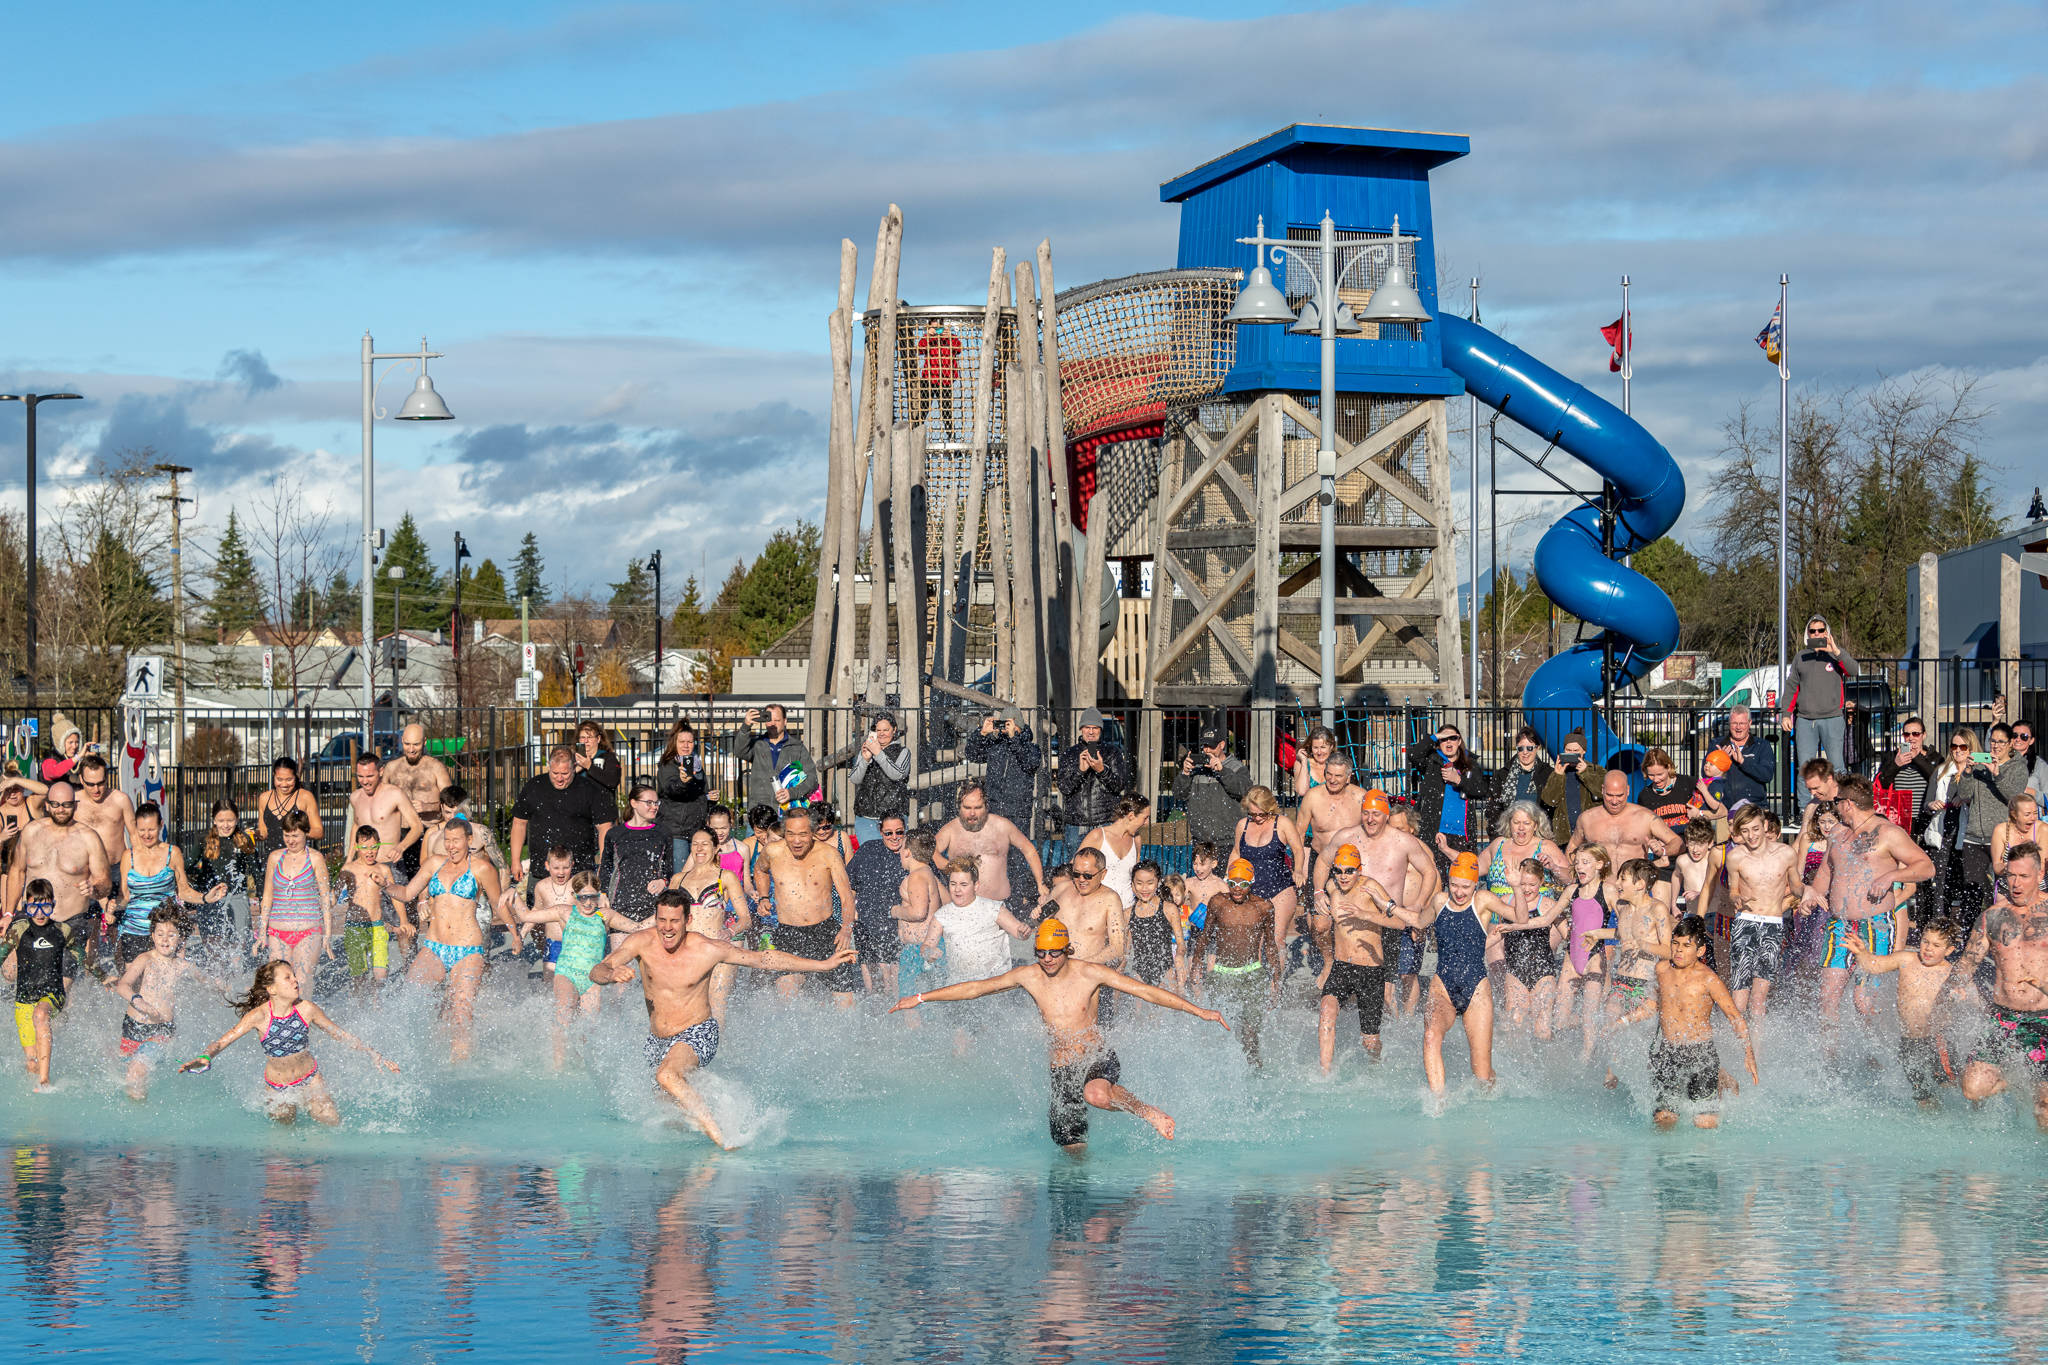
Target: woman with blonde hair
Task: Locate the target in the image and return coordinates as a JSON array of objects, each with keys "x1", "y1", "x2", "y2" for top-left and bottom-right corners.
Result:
[{"x1": 1230, "y1": 786, "x2": 1307, "y2": 958}]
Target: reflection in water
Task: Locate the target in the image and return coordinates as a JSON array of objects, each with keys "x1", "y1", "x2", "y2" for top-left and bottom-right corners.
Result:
[{"x1": 0, "y1": 1139, "x2": 2044, "y2": 1362}]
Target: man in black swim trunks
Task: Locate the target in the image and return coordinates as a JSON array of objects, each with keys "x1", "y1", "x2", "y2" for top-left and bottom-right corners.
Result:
[
  {"x1": 750, "y1": 808, "x2": 860, "y2": 1007},
  {"x1": 1317, "y1": 845, "x2": 1410, "y2": 1072},
  {"x1": 891, "y1": 918, "x2": 1227, "y2": 1152}
]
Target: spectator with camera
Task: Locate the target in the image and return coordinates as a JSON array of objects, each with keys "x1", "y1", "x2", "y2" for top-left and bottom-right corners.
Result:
[
  {"x1": 1539, "y1": 731, "x2": 1604, "y2": 845},
  {"x1": 965, "y1": 710, "x2": 1040, "y2": 832},
  {"x1": 1173, "y1": 723, "x2": 1253, "y2": 850},
  {"x1": 1058, "y1": 709, "x2": 1131, "y2": 853}
]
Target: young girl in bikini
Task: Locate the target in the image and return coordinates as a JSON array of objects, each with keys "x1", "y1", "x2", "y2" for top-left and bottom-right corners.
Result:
[{"x1": 181, "y1": 959, "x2": 397, "y2": 1125}]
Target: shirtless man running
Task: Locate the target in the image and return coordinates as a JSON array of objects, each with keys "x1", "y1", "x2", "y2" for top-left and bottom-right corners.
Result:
[
  {"x1": 1327, "y1": 789, "x2": 1438, "y2": 1012},
  {"x1": 890, "y1": 917, "x2": 1226, "y2": 1151},
  {"x1": 1301, "y1": 754, "x2": 1366, "y2": 864},
  {"x1": 73, "y1": 755, "x2": 137, "y2": 864},
  {"x1": 749, "y1": 808, "x2": 860, "y2": 1006},
  {"x1": 8, "y1": 782, "x2": 113, "y2": 961},
  {"x1": 349, "y1": 753, "x2": 423, "y2": 872},
  {"x1": 1191, "y1": 861, "x2": 1276, "y2": 1066},
  {"x1": 1317, "y1": 845, "x2": 1412, "y2": 1070},
  {"x1": 1954, "y1": 841, "x2": 2048, "y2": 1130},
  {"x1": 1567, "y1": 771, "x2": 1683, "y2": 868},
  {"x1": 1041, "y1": 845, "x2": 1130, "y2": 1024},
  {"x1": 1800, "y1": 774, "x2": 1935, "y2": 1026},
  {"x1": 934, "y1": 781, "x2": 1047, "y2": 908},
  {"x1": 385, "y1": 726, "x2": 453, "y2": 879},
  {"x1": 590, "y1": 888, "x2": 854, "y2": 1148},
  {"x1": 1723, "y1": 805, "x2": 1800, "y2": 1019}
]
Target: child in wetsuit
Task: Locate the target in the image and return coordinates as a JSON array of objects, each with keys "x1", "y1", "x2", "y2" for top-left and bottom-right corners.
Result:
[
  {"x1": 1846, "y1": 915, "x2": 1963, "y2": 1109},
  {"x1": 5, "y1": 878, "x2": 74, "y2": 1090},
  {"x1": 1608, "y1": 914, "x2": 1759, "y2": 1129}
]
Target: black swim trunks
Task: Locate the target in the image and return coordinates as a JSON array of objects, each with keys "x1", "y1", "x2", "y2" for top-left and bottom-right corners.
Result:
[
  {"x1": 1897, "y1": 1036, "x2": 1945, "y2": 1104},
  {"x1": 1649, "y1": 1038, "x2": 1721, "y2": 1114},
  {"x1": 1049, "y1": 1050, "x2": 1121, "y2": 1147},
  {"x1": 1321, "y1": 960, "x2": 1386, "y2": 1035},
  {"x1": 771, "y1": 916, "x2": 861, "y2": 993}
]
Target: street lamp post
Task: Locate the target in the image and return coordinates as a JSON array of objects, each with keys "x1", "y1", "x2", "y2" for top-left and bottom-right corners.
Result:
[
  {"x1": 451, "y1": 531, "x2": 471, "y2": 704},
  {"x1": 0, "y1": 391, "x2": 83, "y2": 709},
  {"x1": 648, "y1": 549, "x2": 664, "y2": 717},
  {"x1": 361, "y1": 334, "x2": 454, "y2": 744},
  {"x1": 388, "y1": 566, "x2": 405, "y2": 731},
  {"x1": 1224, "y1": 214, "x2": 1431, "y2": 728}
]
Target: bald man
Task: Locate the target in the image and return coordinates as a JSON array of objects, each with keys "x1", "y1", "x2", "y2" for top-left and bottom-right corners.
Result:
[
  {"x1": 385, "y1": 724, "x2": 453, "y2": 882},
  {"x1": 1567, "y1": 770, "x2": 1682, "y2": 868}
]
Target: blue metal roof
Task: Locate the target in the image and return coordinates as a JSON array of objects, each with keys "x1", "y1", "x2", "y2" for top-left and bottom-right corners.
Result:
[{"x1": 1161, "y1": 124, "x2": 1470, "y2": 203}]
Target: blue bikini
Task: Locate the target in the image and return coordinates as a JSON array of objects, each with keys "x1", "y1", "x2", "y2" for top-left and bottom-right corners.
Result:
[{"x1": 421, "y1": 860, "x2": 485, "y2": 970}]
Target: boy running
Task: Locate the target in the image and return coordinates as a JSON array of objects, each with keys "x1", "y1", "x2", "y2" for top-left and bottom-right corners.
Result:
[
  {"x1": 1846, "y1": 916, "x2": 1964, "y2": 1109},
  {"x1": 4, "y1": 878, "x2": 74, "y2": 1090},
  {"x1": 102, "y1": 907, "x2": 227, "y2": 1101},
  {"x1": 1609, "y1": 915, "x2": 1759, "y2": 1129}
]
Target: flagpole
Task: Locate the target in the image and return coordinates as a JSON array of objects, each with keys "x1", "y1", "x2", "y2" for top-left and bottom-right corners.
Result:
[
  {"x1": 1777, "y1": 273, "x2": 1789, "y2": 715},
  {"x1": 1469, "y1": 277, "x2": 1480, "y2": 706},
  {"x1": 1620, "y1": 275, "x2": 1631, "y2": 416}
]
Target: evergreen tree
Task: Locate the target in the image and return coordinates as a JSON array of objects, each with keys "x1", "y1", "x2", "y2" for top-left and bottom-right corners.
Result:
[
  {"x1": 378, "y1": 512, "x2": 444, "y2": 633},
  {"x1": 324, "y1": 570, "x2": 359, "y2": 632},
  {"x1": 706, "y1": 557, "x2": 749, "y2": 648},
  {"x1": 727, "y1": 520, "x2": 822, "y2": 651},
  {"x1": 512, "y1": 533, "x2": 548, "y2": 606},
  {"x1": 1936, "y1": 453, "x2": 2005, "y2": 551},
  {"x1": 468, "y1": 558, "x2": 511, "y2": 615},
  {"x1": 90, "y1": 530, "x2": 171, "y2": 645},
  {"x1": 609, "y1": 558, "x2": 652, "y2": 611},
  {"x1": 669, "y1": 574, "x2": 706, "y2": 647},
  {"x1": 204, "y1": 510, "x2": 265, "y2": 639}
]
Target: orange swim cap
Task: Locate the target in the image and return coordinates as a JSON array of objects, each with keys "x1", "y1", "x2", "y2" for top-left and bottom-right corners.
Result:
[
  {"x1": 1449, "y1": 851, "x2": 1481, "y2": 882},
  {"x1": 1227, "y1": 858, "x2": 1255, "y2": 882},
  {"x1": 1333, "y1": 844, "x2": 1362, "y2": 868},
  {"x1": 1362, "y1": 789, "x2": 1391, "y2": 815},
  {"x1": 1034, "y1": 918, "x2": 1071, "y2": 951},
  {"x1": 1703, "y1": 748, "x2": 1733, "y2": 778}
]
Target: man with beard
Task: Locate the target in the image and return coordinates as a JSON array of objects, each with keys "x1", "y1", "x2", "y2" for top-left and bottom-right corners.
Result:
[
  {"x1": 591, "y1": 888, "x2": 855, "y2": 1148},
  {"x1": 72, "y1": 754, "x2": 137, "y2": 864},
  {"x1": 749, "y1": 807, "x2": 860, "y2": 1006},
  {"x1": 6, "y1": 783, "x2": 113, "y2": 973},
  {"x1": 383, "y1": 724, "x2": 453, "y2": 882},
  {"x1": 890, "y1": 918, "x2": 1226, "y2": 1150},
  {"x1": 935, "y1": 781, "x2": 1047, "y2": 909},
  {"x1": 1955, "y1": 842, "x2": 2048, "y2": 1130}
]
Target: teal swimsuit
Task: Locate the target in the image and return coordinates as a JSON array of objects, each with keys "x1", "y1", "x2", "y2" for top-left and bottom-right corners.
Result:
[
  {"x1": 421, "y1": 860, "x2": 486, "y2": 971},
  {"x1": 555, "y1": 905, "x2": 609, "y2": 995}
]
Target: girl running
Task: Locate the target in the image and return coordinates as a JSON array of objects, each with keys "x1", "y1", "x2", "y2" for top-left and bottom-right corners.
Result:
[
  {"x1": 512, "y1": 871, "x2": 643, "y2": 1068},
  {"x1": 255, "y1": 809, "x2": 332, "y2": 986},
  {"x1": 181, "y1": 960, "x2": 397, "y2": 1125}
]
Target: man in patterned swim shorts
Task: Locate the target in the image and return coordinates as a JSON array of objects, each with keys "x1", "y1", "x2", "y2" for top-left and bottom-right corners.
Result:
[
  {"x1": 591, "y1": 888, "x2": 853, "y2": 1150},
  {"x1": 1956, "y1": 842, "x2": 2048, "y2": 1131}
]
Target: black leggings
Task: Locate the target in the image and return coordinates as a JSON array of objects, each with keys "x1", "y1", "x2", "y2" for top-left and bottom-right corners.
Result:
[{"x1": 1945, "y1": 844, "x2": 1993, "y2": 940}]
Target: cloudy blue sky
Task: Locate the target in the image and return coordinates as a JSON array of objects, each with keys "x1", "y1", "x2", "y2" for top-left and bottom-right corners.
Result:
[{"x1": 1, "y1": 0, "x2": 2043, "y2": 603}]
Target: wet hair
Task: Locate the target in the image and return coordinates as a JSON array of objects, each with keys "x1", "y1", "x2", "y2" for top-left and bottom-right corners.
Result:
[
  {"x1": 2007, "y1": 841, "x2": 2043, "y2": 869},
  {"x1": 655, "y1": 887, "x2": 694, "y2": 913},
  {"x1": 334, "y1": 869, "x2": 358, "y2": 895},
  {"x1": 1671, "y1": 914, "x2": 1709, "y2": 946},
  {"x1": 1834, "y1": 773, "x2": 1875, "y2": 811},
  {"x1": 272, "y1": 756, "x2": 301, "y2": 777},
  {"x1": 704, "y1": 803, "x2": 733, "y2": 829},
  {"x1": 1114, "y1": 794, "x2": 1151, "y2": 822},
  {"x1": 1616, "y1": 858, "x2": 1654, "y2": 887},
  {"x1": 569, "y1": 871, "x2": 600, "y2": 894},
  {"x1": 809, "y1": 801, "x2": 837, "y2": 828},
  {"x1": 1574, "y1": 844, "x2": 1613, "y2": 878},
  {"x1": 147, "y1": 904, "x2": 188, "y2": 935},
  {"x1": 280, "y1": 809, "x2": 311, "y2": 836},
  {"x1": 1731, "y1": 804, "x2": 1768, "y2": 834},
  {"x1": 1241, "y1": 786, "x2": 1279, "y2": 816},
  {"x1": 1191, "y1": 841, "x2": 1220, "y2": 866},
  {"x1": 442, "y1": 817, "x2": 473, "y2": 844},
  {"x1": 946, "y1": 855, "x2": 980, "y2": 881},
  {"x1": 1517, "y1": 856, "x2": 1548, "y2": 878},
  {"x1": 747, "y1": 804, "x2": 781, "y2": 834},
  {"x1": 135, "y1": 800, "x2": 162, "y2": 826},
  {"x1": 958, "y1": 779, "x2": 989, "y2": 803},
  {"x1": 1800, "y1": 757, "x2": 1837, "y2": 786},
  {"x1": 1045, "y1": 862, "x2": 1072, "y2": 883},
  {"x1": 1133, "y1": 859, "x2": 1163, "y2": 885},
  {"x1": 441, "y1": 783, "x2": 469, "y2": 809},
  {"x1": 1682, "y1": 817, "x2": 1717, "y2": 847},
  {"x1": 1923, "y1": 915, "x2": 1963, "y2": 945},
  {"x1": 906, "y1": 831, "x2": 937, "y2": 863},
  {"x1": 230, "y1": 961, "x2": 292, "y2": 1015},
  {"x1": 22, "y1": 877, "x2": 54, "y2": 905},
  {"x1": 545, "y1": 844, "x2": 575, "y2": 864}
]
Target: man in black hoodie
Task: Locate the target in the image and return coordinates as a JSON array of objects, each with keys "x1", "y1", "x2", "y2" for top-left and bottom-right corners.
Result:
[
  {"x1": 1059, "y1": 708, "x2": 1130, "y2": 852},
  {"x1": 966, "y1": 710, "x2": 1041, "y2": 832}
]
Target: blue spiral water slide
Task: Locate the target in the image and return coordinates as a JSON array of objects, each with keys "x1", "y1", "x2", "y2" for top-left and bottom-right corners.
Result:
[{"x1": 1436, "y1": 313, "x2": 1686, "y2": 767}]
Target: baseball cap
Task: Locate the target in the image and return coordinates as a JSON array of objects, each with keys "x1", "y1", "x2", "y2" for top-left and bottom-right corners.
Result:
[{"x1": 1199, "y1": 725, "x2": 1225, "y2": 747}]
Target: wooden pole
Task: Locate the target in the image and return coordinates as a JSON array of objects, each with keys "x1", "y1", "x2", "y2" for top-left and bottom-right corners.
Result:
[
  {"x1": 837, "y1": 214, "x2": 892, "y2": 706},
  {"x1": 864, "y1": 208, "x2": 905, "y2": 707},
  {"x1": 2001, "y1": 554, "x2": 2021, "y2": 715},
  {"x1": 1074, "y1": 488, "x2": 1108, "y2": 712},
  {"x1": 891, "y1": 425, "x2": 923, "y2": 800},
  {"x1": 1039, "y1": 240, "x2": 1078, "y2": 710},
  {"x1": 1004, "y1": 361, "x2": 1039, "y2": 711},
  {"x1": 808, "y1": 241, "x2": 860, "y2": 714},
  {"x1": 1028, "y1": 364, "x2": 1061, "y2": 710},
  {"x1": 956, "y1": 248, "x2": 1006, "y2": 686},
  {"x1": 1917, "y1": 552, "x2": 1939, "y2": 723}
]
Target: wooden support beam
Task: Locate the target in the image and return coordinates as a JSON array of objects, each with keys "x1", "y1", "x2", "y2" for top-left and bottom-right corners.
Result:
[
  {"x1": 1425, "y1": 401, "x2": 1465, "y2": 703},
  {"x1": 807, "y1": 238, "x2": 860, "y2": 713},
  {"x1": 862, "y1": 208, "x2": 904, "y2": 706},
  {"x1": 1158, "y1": 552, "x2": 1257, "y2": 682},
  {"x1": 891, "y1": 424, "x2": 924, "y2": 797},
  {"x1": 1074, "y1": 487, "x2": 1108, "y2": 712},
  {"x1": 1160, "y1": 403, "x2": 1262, "y2": 527},
  {"x1": 953, "y1": 247, "x2": 1006, "y2": 687},
  {"x1": 1004, "y1": 361, "x2": 1039, "y2": 709}
]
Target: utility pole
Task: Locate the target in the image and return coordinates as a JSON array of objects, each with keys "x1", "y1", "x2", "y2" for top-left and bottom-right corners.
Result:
[
  {"x1": 155, "y1": 463, "x2": 194, "y2": 755},
  {"x1": 0, "y1": 392, "x2": 82, "y2": 710},
  {"x1": 648, "y1": 549, "x2": 664, "y2": 717}
]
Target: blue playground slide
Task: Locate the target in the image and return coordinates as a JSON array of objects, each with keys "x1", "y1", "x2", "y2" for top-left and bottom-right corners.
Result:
[{"x1": 1437, "y1": 314, "x2": 1685, "y2": 769}]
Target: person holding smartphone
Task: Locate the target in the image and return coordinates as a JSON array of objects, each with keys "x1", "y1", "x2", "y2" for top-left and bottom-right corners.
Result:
[{"x1": 1782, "y1": 615, "x2": 1859, "y2": 772}]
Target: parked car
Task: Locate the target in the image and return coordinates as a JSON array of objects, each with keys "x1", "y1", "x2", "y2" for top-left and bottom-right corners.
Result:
[{"x1": 309, "y1": 730, "x2": 400, "y2": 793}]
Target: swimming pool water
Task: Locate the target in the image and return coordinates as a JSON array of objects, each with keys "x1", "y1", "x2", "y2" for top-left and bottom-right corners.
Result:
[{"x1": 2, "y1": 977, "x2": 2043, "y2": 1362}]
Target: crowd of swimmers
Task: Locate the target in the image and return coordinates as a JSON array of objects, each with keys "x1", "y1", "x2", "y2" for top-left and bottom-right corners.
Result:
[{"x1": 5, "y1": 738, "x2": 2047, "y2": 1154}]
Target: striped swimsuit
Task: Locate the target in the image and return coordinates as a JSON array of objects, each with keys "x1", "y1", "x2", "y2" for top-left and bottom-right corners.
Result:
[
  {"x1": 120, "y1": 855, "x2": 178, "y2": 937},
  {"x1": 268, "y1": 854, "x2": 325, "y2": 944}
]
